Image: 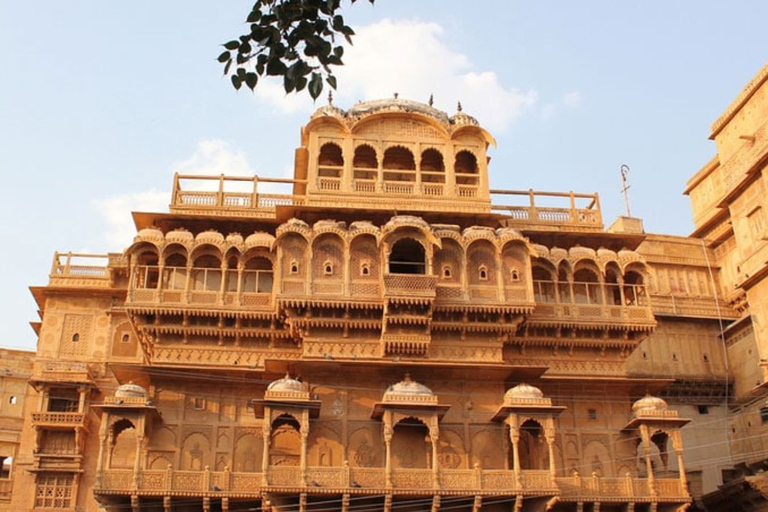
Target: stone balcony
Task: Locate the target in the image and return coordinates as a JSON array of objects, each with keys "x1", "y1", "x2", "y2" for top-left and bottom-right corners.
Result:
[
  {"x1": 30, "y1": 361, "x2": 94, "y2": 386},
  {"x1": 94, "y1": 466, "x2": 688, "y2": 506},
  {"x1": 30, "y1": 412, "x2": 89, "y2": 430}
]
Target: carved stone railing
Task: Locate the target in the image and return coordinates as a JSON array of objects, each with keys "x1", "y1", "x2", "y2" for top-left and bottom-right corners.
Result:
[
  {"x1": 556, "y1": 475, "x2": 687, "y2": 502},
  {"x1": 529, "y1": 303, "x2": 654, "y2": 327},
  {"x1": 491, "y1": 189, "x2": 603, "y2": 230},
  {"x1": 170, "y1": 174, "x2": 306, "y2": 217},
  {"x1": 383, "y1": 274, "x2": 437, "y2": 299},
  {"x1": 94, "y1": 468, "x2": 686, "y2": 500},
  {"x1": 650, "y1": 294, "x2": 739, "y2": 320},
  {"x1": 48, "y1": 252, "x2": 111, "y2": 288},
  {"x1": 31, "y1": 412, "x2": 88, "y2": 428}
]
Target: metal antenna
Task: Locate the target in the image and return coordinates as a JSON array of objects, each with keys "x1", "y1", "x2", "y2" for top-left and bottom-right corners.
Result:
[{"x1": 620, "y1": 164, "x2": 631, "y2": 217}]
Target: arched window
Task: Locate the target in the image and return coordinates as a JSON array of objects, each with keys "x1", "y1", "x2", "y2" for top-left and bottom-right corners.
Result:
[
  {"x1": 573, "y1": 268, "x2": 601, "y2": 304},
  {"x1": 383, "y1": 147, "x2": 416, "y2": 188},
  {"x1": 360, "y1": 262, "x2": 370, "y2": 276},
  {"x1": 318, "y1": 143, "x2": 343, "y2": 178},
  {"x1": 624, "y1": 270, "x2": 646, "y2": 306},
  {"x1": 389, "y1": 239, "x2": 425, "y2": 274},
  {"x1": 420, "y1": 148, "x2": 445, "y2": 183},
  {"x1": 532, "y1": 266, "x2": 556, "y2": 302},
  {"x1": 323, "y1": 261, "x2": 334, "y2": 275},
  {"x1": 442, "y1": 266, "x2": 452, "y2": 279},
  {"x1": 163, "y1": 252, "x2": 188, "y2": 290},
  {"x1": 192, "y1": 254, "x2": 222, "y2": 291},
  {"x1": 454, "y1": 151, "x2": 479, "y2": 186},
  {"x1": 243, "y1": 257, "x2": 273, "y2": 293},
  {"x1": 478, "y1": 265, "x2": 489, "y2": 281},
  {"x1": 353, "y1": 145, "x2": 377, "y2": 184}
]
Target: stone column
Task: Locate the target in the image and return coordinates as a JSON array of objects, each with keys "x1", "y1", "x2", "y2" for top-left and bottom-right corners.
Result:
[
  {"x1": 383, "y1": 414, "x2": 393, "y2": 488},
  {"x1": 261, "y1": 412, "x2": 272, "y2": 485},
  {"x1": 508, "y1": 418, "x2": 522, "y2": 488},
  {"x1": 545, "y1": 424, "x2": 557, "y2": 483},
  {"x1": 430, "y1": 420, "x2": 440, "y2": 489},
  {"x1": 300, "y1": 411, "x2": 309, "y2": 486},
  {"x1": 639, "y1": 426, "x2": 655, "y2": 493}
]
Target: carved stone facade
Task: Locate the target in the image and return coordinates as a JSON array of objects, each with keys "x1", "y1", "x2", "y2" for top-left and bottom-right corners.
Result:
[{"x1": 9, "y1": 64, "x2": 768, "y2": 512}]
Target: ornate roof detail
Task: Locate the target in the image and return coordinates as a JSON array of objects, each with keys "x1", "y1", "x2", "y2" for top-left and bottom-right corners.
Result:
[
  {"x1": 450, "y1": 102, "x2": 479, "y2": 126},
  {"x1": 276, "y1": 218, "x2": 312, "y2": 240},
  {"x1": 347, "y1": 99, "x2": 451, "y2": 125},
  {"x1": 267, "y1": 372, "x2": 305, "y2": 394},
  {"x1": 115, "y1": 381, "x2": 148, "y2": 399},
  {"x1": 225, "y1": 232, "x2": 244, "y2": 248},
  {"x1": 244, "y1": 231, "x2": 275, "y2": 250},
  {"x1": 597, "y1": 248, "x2": 619, "y2": 262},
  {"x1": 618, "y1": 249, "x2": 642, "y2": 265},
  {"x1": 632, "y1": 394, "x2": 669, "y2": 415},
  {"x1": 532, "y1": 244, "x2": 550, "y2": 259},
  {"x1": 310, "y1": 92, "x2": 346, "y2": 120},
  {"x1": 313, "y1": 219, "x2": 348, "y2": 238},
  {"x1": 195, "y1": 230, "x2": 225, "y2": 247},
  {"x1": 505, "y1": 383, "x2": 545, "y2": 402},
  {"x1": 165, "y1": 228, "x2": 194, "y2": 245},
  {"x1": 383, "y1": 374, "x2": 437, "y2": 404},
  {"x1": 569, "y1": 246, "x2": 597, "y2": 261},
  {"x1": 134, "y1": 227, "x2": 164, "y2": 245}
]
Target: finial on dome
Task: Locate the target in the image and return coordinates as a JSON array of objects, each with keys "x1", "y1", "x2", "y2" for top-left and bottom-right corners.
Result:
[
  {"x1": 403, "y1": 372, "x2": 412, "y2": 383},
  {"x1": 457, "y1": 101, "x2": 463, "y2": 112},
  {"x1": 428, "y1": 94, "x2": 434, "y2": 107},
  {"x1": 394, "y1": 92, "x2": 399, "y2": 99},
  {"x1": 327, "y1": 90, "x2": 333, "y2": 105}
]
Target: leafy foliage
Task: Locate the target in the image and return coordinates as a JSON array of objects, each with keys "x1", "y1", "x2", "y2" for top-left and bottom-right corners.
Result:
[{"x1": 219, "y1": 0, "x2": 374, "y2": 99}]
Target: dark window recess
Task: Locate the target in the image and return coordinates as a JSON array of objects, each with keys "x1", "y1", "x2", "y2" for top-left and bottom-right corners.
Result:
[
  {"x1": 587, "y1": 408, "x2": 597, "y2": 420},
  {"x1": 389, "y1": 239, "x2": 426, "y2": 274},
  {"x1": 698, "y1": 405, "x2": 709, "y2": 415}
]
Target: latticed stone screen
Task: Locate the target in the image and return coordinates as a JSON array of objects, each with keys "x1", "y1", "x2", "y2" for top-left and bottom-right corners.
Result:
[{"x1": 35, "y1": 473, "x2": 74, "y2": 509}]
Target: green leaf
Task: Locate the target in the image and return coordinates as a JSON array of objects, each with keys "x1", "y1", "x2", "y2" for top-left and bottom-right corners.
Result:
[
  {"x1": 326, "y1": 75, "x2": 337, "y2": 90},
  {"x1": 231, "y1": 74, "x2": 243, "y2": 90},
  {"x1": 308, "y1": 72, "x2": 323, "y2": 100},
  {"x1": 246, "y1": 9, "x2": 261, "y2": 23},
  {"x1": 223, "y1": 59, "x2": 233, "y2": 75},
  {"x1": 245, "y1": 72, "x2": 258, "y2": 91},
  {"x1": 284, "y1": 74, "x2": 296, "y2": 93},
  {"x1": 266, "y1": 58, "x2": 287, "y2": 76},
  {"x1": 217, "y1": 51, "x2": 230, "y2": 63},
  {"x1": 223, "y1": 40, "x2": 240, "y2": 50}
]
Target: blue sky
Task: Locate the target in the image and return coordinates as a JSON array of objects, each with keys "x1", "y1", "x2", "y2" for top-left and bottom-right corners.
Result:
[{"x1": 1, "y1": 2, "x2": 766, "y2": 351}]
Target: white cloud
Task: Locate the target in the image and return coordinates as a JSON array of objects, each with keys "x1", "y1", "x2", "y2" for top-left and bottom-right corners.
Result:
[
  {"x1": 562, "y1": 91, "x2": 583, "y2": 108},
  {"x1": 91, "y1": 139, "x2": 256, "y2": 251},
  {"x1": 254, "y1": 19, "x2": 538, "y2": 132},
  {"x1": 91, "y1": 189, "x2": 168, "y2": 251}
]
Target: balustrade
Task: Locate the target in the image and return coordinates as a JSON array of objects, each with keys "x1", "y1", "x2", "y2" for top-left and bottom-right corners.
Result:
[
  {"x1": 93, "y1": 467, "x2": 683, "y2": 502},
  {"x1": 383, "y1": 274, "x2": 437, "y2": 297},
  {"x1": 531, "y1": 280, "x2": 653, "y2": 324},
  {"x1": 31, "y1": 412, "x2": 87, "y2": 427}
]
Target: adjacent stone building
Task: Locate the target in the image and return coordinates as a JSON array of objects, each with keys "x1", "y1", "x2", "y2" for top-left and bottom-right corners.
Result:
[{"x1": 7, "y1": 63, "x2": 768, "y2": 512}]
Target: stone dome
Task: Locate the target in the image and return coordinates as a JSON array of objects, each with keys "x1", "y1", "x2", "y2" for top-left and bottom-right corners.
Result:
[
  {"x1": 115, "y1": 382, "x2": 148, "y2": 399},
  {"x1": 450, "y1": 103, "x2": 478, "y2": 126},
  {"x1": 267, "y1": 373, "x2": 305, "y2": 393},
  {"x1": 632, "y1": 394, "x2": 669, "y2": 414},
  {"x1": 166, "y1": 229, "x2": 194, "y2": 244},
  {"x1": 135, "y1": 227, "x2": 164, "y2": 244},
  {"x1": 505, "y1": 383, "x2": 545, "y2": 402},
  {"x1": 384, "y1": 374, "x2": 434, "y2": 398},
  {"x1": 348, "y1": 98, "x2": 451, "y2": 125}
]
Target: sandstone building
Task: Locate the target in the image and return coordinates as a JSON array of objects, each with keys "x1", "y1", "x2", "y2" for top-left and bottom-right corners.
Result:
[{"x1": 6, "y1": 63, "x2": 768, "y2": 512}]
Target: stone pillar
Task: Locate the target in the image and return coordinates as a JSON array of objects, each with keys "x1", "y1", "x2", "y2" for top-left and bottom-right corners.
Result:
[
  {"x1": 133, "y1": 434, "x2": 144, "y2": 490},
  {"x1": 384, "y1": 415, "x2": 393, "y2": 488},
  {"x1": 261, "y1": 413, "x2": 272, "y2": 485},
  {"x1": 430, "y1": 421, "x2": 440, "y2": 489},
  {"x1": 508, "y1": 419, "x2": 522, "y2": 488},
  {"x1": 545, "y1": 425, "x2": 557, "y2": 483},
  {"x1": 300, "y1": 412, "x2": 309, "y2": 486},
  {"x1": 639, "y1": 426, "x2": 655, "y2": 492}
]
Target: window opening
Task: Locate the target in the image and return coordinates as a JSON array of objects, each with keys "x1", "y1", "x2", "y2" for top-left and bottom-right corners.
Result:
[
  {"x1": 588, "y1": 409, "x2": 597, "y2": 420},
  {"x1": 48, "y1": 389, "x2": 79, "y2": 413},
  {"x1": 389, "y1": 239, "x2": 426, "y2": 274},
  {"x1": 698, "y1": 405, "x2": 709, "y2": 415},
  {"x1": 360, "y1": 262, "x2": 370, "y2": 276},
  {"x1": 194, "y1": 397, "x2": 205, "y2": 410},
  {"x1": 244, "y1": 257, "x2": 274, "y2": 293},
  {"x1": 0, "y1": 456, "x2": 12, "y2": 478},
  {"x1": 324, "y1": 261, "x2": 334, "y2": 275},
  {"x1": 318, "y1": 143, "x2": 344, "y2": 177},
  {"x1": 478, "y1": 265, "x2": 488, "y2": 281},
  {"x1": 121, "y1": 334, "x2": 130, "y2": 343},
  {"x1": 71, "y1": 333, "x2": 79, "y2": 342},
  {"x1": 442, "y1": 266, "x2": 452, "y2": 279},
  {"x1": 510, "y1": 268, "x2": 520, "y2": 282},
  {"x1": 9, "y1": 396, "x2": 17, "y2": 405},
  {"x1": 290, "y1": 261, "x2": 299, "y2": 275}
]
